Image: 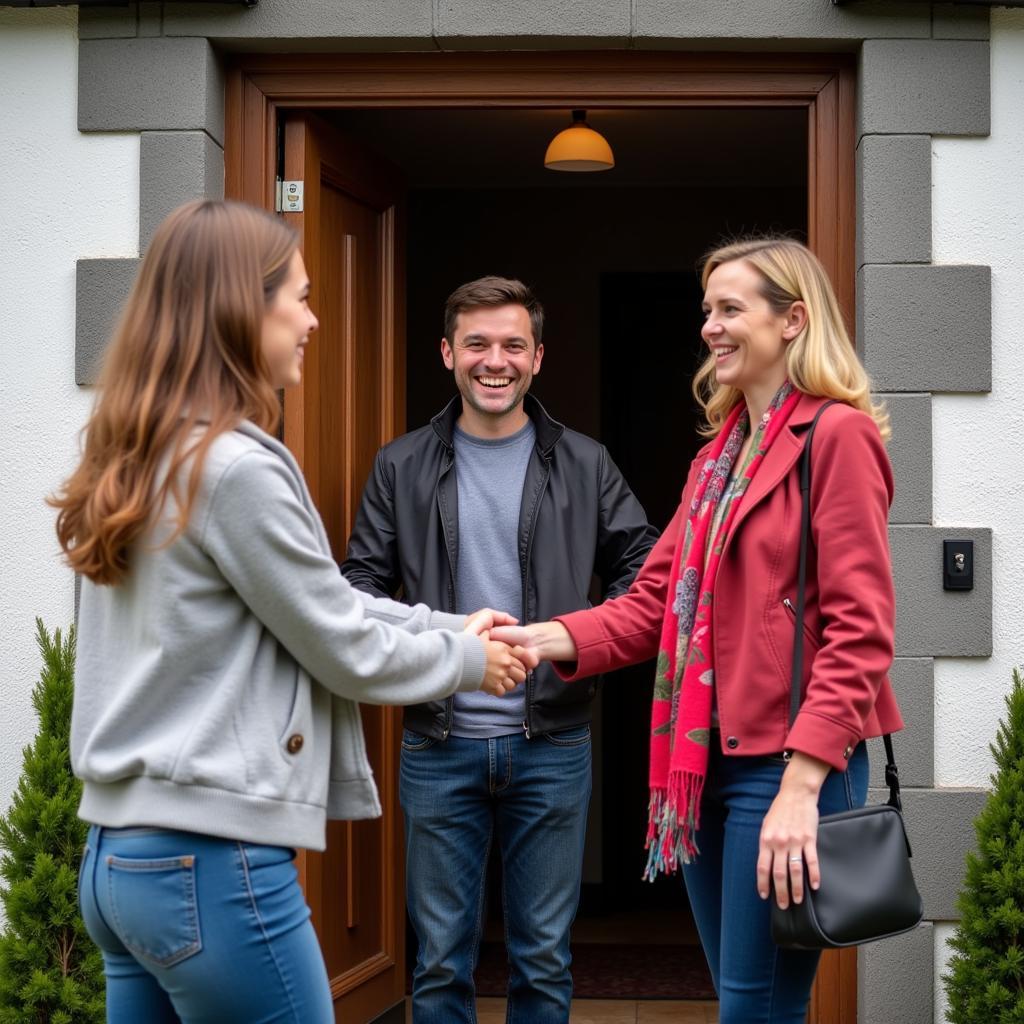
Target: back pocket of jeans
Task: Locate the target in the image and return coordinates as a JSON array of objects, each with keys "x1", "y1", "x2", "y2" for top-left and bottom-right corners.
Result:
[{"x1": 106, "y1": 854, "x2": 203, "y2": 967}]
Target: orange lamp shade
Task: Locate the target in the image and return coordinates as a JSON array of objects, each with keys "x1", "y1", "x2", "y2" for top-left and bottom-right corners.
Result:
[{"x1": 544, "y1": 110, "x2": 615, "y2": 172}]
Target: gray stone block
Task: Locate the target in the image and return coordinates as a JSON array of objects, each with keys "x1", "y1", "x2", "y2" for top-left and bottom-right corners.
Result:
[
  {"x1": 933, "y1": 3, "x2": 990, "y2": 40},
  {"x1": 635, "y1": 0, "x2": 929, "y2": 42},
  {"x1": 863, "y1": 787, "x2": 985, "y2": 920},
  {"x1": 140, "y1": 132, "x2": 224, "y2": 252},
  {"x1": 879, "y1": 392, "x2": 931, "y2": 525},
  {"x1": 437, "y1": 34, "x2": 629, "y2": 52},
  {"x1": 857, "y1": 135, "x2": 931, "y2": 267},
  {"x1": 859, "y1": 40, "x2": 989, "y2": 136},
  {"x1": 858, "y1": 264, "x2": 991, "y2": 393},
  {"x1": 79, "y1": 38, "x2": 225, "y2": 145},
  {"x1": 436, "y1": 0, "x2": 629, "y2": 46},
  {"x1": 77, "y1": 5, "x2": 137, "y2": 39},
  {"x1": 858, "y1": 922, "x2": 933, "y2": 1024},
  {"x1": 889, "y1": 526, "x2": 992, "y2": 658},
  {"x1": 138, "y1": 3, "x2": 163, "y2": 38},
  {"x1": 76, "y1": 259, "x2": 140, "y2": 386},
  {"x1": 868, "y1": 658, "x2": 933, "y2": 789},
  {"x1": 161, "y1": 0, "x2": 433, "y2": 48}
]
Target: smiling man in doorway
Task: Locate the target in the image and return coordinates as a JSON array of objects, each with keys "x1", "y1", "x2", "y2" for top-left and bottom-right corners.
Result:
[{"x1": 342, "y1": 276, "x2": 656, "y2": 1023}]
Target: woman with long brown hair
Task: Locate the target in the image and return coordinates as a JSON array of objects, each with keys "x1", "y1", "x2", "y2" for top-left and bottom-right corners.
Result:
[
  {"x1": 52, "y1": 199, "x2": 531, "y2": 1023},
  {"x1": 493, "y1": 237, "x2": 904, "y2": 1023}
]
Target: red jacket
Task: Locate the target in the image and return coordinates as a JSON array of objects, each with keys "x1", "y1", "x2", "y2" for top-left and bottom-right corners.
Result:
[{"x1": 556, "y1": 394, "x2": 904, "y2": 772}]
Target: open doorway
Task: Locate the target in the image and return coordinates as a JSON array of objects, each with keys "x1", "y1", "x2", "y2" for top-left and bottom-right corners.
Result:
[
  {"x1": 323, "y1": 104, "x2": 808, "y2": 1002},
  {"x1": 227, "y1": 50, "x2": 855, "y2": 1020}
]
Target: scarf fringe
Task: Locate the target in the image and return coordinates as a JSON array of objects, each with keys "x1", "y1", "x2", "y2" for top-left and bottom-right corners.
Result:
[{"x1": 643, "y1": 771, "x2": 704, "y2": 881}]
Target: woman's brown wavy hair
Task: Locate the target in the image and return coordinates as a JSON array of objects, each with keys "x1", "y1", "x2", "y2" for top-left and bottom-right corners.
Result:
[{"x1": 50, "y1": 199, "x2": 298, "y2": 585}]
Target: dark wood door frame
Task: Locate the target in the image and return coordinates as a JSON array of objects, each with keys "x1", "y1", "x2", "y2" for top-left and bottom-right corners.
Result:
[
  {"x1": 225, "y1": 51, "x2": 855, "y2": 321},
  {"x1": 224, "y1": 50, "x2": 857, "y2": 1024}
]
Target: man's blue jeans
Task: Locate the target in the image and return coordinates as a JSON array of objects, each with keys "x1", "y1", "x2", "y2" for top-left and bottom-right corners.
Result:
[
  {"x1": 682, "y1": 742, "x2": 869, "y2": 1024},
  {"x1": 400, "y1": 727, "x2": 593, "y2": 1023},
  {"x1": 78, "y1": 825, "x2": 334, "y2": 1024}
]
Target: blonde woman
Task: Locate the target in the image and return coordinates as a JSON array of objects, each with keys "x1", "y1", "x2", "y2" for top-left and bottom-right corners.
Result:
[
  {"x1": 51, "y1": 200, "x2": 532, "y2": 1023},
  {"x1": 493, "y1": 238, "x2": 904, "y2": 1023}
]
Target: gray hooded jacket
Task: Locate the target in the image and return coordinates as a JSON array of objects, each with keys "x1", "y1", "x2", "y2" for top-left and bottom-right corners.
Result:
[{"x1": 71, "y1": 421, "x2": 485, "y2": 851}]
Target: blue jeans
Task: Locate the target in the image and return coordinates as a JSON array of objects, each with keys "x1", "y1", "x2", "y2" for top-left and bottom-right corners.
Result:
[
  {"x1": 682, "y1": 742, "x2": 869, "y2": 1024},
  {"x1": 400, "y1": 727, "x2": 593, "y2": 1024},
  {"x1": 78, "y1": 825, "x2": 334, "y2": 1024}
]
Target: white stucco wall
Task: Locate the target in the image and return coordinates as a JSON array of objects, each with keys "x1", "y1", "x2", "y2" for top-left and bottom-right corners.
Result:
[
  {"x1": 932, "y1": 8, "x2": 1024, "y2": 790},
  {"x1": 0, "y1": 10, "x2": 1020, "y2": 1017},
  {"x1": 0, "y1": 8, "x2": 137, "y2": 845},
  {"x1": 931, "y1": 9, "x2": 1024, "y2": 1020}
]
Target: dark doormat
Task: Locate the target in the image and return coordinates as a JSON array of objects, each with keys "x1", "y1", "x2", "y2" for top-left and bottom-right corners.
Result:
[{"x1": 472, "y1": 941, "x2": 716, "y2": 1000}]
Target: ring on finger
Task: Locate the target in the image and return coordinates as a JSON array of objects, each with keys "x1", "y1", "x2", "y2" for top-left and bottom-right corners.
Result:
[{"x1": 788, "y1": 854, "x2": 803, "y2": 863}]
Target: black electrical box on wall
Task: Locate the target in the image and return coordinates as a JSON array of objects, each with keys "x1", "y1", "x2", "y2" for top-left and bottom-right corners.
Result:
[{"x1": 943, "y1": 539, "x2": 974, "y2": 591}]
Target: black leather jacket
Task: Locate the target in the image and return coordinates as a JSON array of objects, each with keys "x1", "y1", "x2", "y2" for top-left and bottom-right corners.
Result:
[{"x1": 341, "y1": 394, "x2": 658, "y2": 739}]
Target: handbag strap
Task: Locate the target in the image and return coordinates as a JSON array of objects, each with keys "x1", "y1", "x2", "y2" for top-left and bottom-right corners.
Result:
[{"x1": 789, "y1": 400, "x2": 903, "y2": 813}]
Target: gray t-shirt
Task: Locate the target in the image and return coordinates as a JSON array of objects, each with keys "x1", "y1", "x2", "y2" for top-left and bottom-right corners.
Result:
[{"x1": 450, "y1": 420, "x2": 536, "y2": 738}]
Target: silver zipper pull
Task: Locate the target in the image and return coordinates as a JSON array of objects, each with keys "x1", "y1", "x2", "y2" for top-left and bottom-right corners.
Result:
[
  {"x1": 783, "y1": 597, "x2": 794, "y2": 612},
  {"x1": 522, "y1": 719, "x2": 531, "y2": 739}
]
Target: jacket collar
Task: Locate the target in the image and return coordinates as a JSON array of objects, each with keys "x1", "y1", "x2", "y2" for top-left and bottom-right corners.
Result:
[
  {"x1": 430, "y1": 392, "x2": 565, "y2": 457},
  {"x1": 722, "y1": 390, "x2": 834, "y2": 542},
  {"x1": 787, "y1": 391, "x2": 834, "y2": 430}
]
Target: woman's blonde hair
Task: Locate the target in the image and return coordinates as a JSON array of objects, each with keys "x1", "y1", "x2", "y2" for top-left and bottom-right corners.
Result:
[
  {"x1": 51, "y1": 199, "x2": 298, "y2": 585},
  {"x1": 693, "y1": 236, "x2": 889, "y2": 441}
]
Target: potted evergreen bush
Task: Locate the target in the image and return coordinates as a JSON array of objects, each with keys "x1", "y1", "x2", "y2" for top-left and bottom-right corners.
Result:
[
  {"x1": 0, "y1": 620, "x2": 104, "y2": 1024},
  {"x1": 944, "y1": 666, "x2": 1024, "y2": 1022}
]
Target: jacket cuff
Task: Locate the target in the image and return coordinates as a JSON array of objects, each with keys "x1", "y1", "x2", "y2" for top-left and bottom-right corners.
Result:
[
  {"x1": 430, "y1": 610, "x2": 468, "y2": 633},
  {"x1": 784, "y1": 711, "x2": 861, "y2": 772},
  {"x1": 455, "y1": 634, "x2": 487, "y2": 692},
  {"x1": 551, "y1": 609, "x2": 611, "y2": 681}
]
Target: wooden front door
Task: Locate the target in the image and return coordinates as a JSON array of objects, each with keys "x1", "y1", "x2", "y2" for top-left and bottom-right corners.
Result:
[
  {"x1": 280, "y1": 112, "x2": 407, "y2": 1022},
  {"x1": 226, "y1": 52, "x2": 858, "y2": 1024}
]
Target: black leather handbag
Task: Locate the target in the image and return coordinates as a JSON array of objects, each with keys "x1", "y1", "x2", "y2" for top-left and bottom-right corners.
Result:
[{"x1": 770, "y1": 402, "x2": 924, "y2": 950}]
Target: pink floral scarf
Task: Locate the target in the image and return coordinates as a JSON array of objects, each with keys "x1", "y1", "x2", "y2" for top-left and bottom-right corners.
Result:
[{"x1": 645, "y1": 382, "x2": 800, "y2": 880}]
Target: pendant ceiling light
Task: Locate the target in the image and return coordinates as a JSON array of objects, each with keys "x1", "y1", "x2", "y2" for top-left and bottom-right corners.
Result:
[{"x1": 544, "y1": 109, "x2": 615, "y2": 172}]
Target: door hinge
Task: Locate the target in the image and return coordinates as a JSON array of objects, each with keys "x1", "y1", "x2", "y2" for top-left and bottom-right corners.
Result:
[{"x1": 275, "y1": 179, "x2": 304, "y2": 213}]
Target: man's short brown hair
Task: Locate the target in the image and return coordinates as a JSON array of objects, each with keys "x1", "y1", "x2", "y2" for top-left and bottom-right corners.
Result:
[{"x1": 443, "y1": 276, "x2": 544, "y2": 347}]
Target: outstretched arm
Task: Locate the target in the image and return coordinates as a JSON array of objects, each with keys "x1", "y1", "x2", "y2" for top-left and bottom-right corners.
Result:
[
  {"x1": 203, "y1": 450, "x2": 525, "y2": 706},
  {"x1": 493, "y1": 498, "x2": 686, "y2": 677},
  {"x1": 495, "y1": 453, "x2": 703, "y2": 677}
]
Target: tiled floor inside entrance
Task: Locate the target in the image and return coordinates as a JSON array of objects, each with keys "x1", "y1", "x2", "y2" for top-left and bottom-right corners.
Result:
[
  {"x1": 405, "y1": 999, "x2": 719, "y2": 1022},
  {"x1": 405, "y1": 910, "x2": 719, "y2": 1021},
  {"x1": 479, "y1": 998, "x2": 718, "y2": 1022}
]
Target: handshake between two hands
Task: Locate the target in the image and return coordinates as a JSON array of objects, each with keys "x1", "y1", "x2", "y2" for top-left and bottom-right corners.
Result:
[{"x1": 461, "y1": 610, "x2": 576, "y2": 698}]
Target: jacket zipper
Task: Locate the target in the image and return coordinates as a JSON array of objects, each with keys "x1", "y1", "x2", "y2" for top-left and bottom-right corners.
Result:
[
  {"x1": 782, "y1": 597, "x2": 821, "y2": 650},
  {"x1": 438, "y1": 455, "x2": 457, "y2": 740},
  {"x1": 520, "y1": 458, "x2": 551, "y2": 740}
]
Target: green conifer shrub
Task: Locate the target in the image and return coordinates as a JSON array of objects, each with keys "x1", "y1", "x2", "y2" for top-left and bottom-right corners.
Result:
[
  {"x1": 0, "y1": 620, "x2": 104, "y2": 1024},
  {"x1": 944, "y1": 666, "x2": 1024, "y2": 1023}
]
